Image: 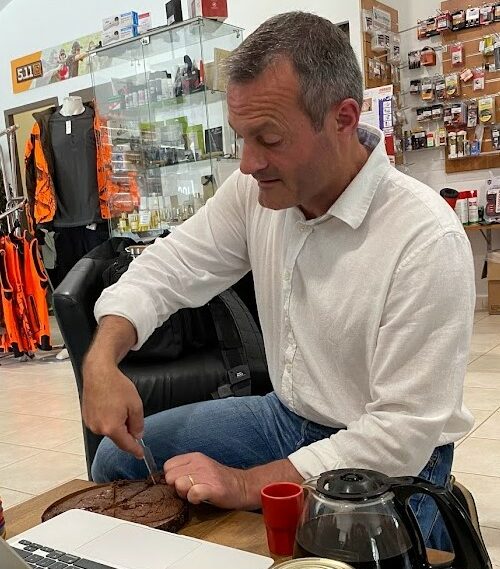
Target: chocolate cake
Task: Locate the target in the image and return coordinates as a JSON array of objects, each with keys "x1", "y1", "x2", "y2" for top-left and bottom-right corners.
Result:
[{"x1": 42, "y1": 477, "x2": 188, "y2": 532}]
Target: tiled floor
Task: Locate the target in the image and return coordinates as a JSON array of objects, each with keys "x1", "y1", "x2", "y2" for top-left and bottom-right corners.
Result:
[{"x1": 1, "y1": 314, "x2": 500, "y2": 563}]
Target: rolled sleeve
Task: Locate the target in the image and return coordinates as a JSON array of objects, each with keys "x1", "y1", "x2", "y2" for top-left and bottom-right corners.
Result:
[{"x1": 94, "y1": 282, "x2": 159, "y2": 350}]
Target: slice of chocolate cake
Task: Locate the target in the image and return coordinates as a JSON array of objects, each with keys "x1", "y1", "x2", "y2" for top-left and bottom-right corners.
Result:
[{"x1": 42, "y1": 478, "x2": 188, "y2": 533}]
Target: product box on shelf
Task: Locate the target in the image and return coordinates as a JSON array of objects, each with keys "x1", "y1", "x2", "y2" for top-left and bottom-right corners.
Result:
[
  {"x1": 103, "y1": 11, "x2": 138, "y2": 30},
  {"x1": 102, "y1": 25, "x2": 139, "y2": 45},
  {"x1": 189, "y1": 0, "x2": 228, "y2": 21},
  {"x1": 102, "y1": 28, "x2": 120, "y2": 45},
  {"x1": 120, "y1": 25, "x2": 139, "y2": 40},
  {"x1": 138, "y1": 12, "x2": 153, "y2": 34}
]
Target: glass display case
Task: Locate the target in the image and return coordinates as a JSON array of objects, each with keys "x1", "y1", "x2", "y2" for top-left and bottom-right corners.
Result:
[{"x1": 90, "y1": 17, "x2": 243, "y2": 238}]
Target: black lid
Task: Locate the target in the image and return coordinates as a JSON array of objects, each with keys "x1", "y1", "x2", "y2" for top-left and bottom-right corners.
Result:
[
  {"x1": 316, "y1": 469, "x2": 392, "y2": 501},
  {"x1": 440, "y1": 187, "x2": 459, "y2": 199}
]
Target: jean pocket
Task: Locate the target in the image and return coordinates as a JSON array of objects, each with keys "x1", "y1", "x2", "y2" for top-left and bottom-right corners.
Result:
[{"x1": 418, "y1": 444, "x2": 454, "y2": 486}]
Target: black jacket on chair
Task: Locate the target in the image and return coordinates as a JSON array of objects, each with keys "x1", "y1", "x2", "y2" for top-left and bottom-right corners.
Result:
[{"x1": 53, "y1": 246, "x2": 270, "y2": 479}]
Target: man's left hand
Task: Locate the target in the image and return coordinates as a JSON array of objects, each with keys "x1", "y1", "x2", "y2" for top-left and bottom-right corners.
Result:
[{"x1": 163, "y1": 452, "x2": 303, "y2": 510}]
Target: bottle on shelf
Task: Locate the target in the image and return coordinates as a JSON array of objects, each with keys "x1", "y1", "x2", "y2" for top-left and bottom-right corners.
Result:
[
  {"x1": 129, "y1": 210, "x2": 140, "y2": 232},
  {"x1": 193, "y1": 192, "x2": 205, "y2": 213},
  {"x1": 118, "y1": 213, "x2": 129, "y2": 233},
  {"x1": 468, "y1": 190, "x2": 479, "y2": 224}
]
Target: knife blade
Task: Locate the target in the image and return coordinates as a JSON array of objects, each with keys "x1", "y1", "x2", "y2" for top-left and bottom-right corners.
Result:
[{"x1": 138, "y1": 439, "x2": 157, "y2": 484}]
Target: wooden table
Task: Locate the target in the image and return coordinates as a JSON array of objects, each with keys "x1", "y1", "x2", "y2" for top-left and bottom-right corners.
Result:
[
  {"x1": 4, "y1": 479, "x2": 453, "y2": 567},
  {"x1": 465, "y1": 223, "x2": 500, "y2": 269}
]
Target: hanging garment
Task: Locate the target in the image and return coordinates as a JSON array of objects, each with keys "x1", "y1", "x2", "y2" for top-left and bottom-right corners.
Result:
[
  {"x1": 24, "y1": 103, "x2": 111, "y2": 225},
  {"x1": 22, "y1": 231, "x2": 51, "y2": 350},
  {"x1": 0, "y1": 247, "x2": 20, "y2": 353},
  {"x1": 0, "y1": 233, "x2": 51, "y2": 355},
  {"x1": 1, "y1": 235, "x2": 35, "y2": 353}
]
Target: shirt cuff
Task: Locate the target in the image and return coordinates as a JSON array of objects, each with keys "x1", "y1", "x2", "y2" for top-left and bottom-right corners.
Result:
[
  {"x1": 288, "y1": 440, "x2": 344, "y2": 480},
  {"x1": 94, "y1": 283, "x2": 158, "y2": 350}
]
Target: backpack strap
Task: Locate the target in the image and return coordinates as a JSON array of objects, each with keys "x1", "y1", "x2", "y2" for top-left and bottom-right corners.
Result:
[{"x1": 208, "y1": 290, "x2": 252, "y2": 399}]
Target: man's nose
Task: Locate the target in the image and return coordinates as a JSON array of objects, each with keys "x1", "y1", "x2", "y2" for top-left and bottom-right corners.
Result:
[{"x1": 239, "y1": 142, "x2": 268, "y2": 176}]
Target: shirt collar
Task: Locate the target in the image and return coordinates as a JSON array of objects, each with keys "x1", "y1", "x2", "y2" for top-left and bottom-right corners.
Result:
[{"x1": 325, "y1": 123, "x2": 391, "y2": 230}]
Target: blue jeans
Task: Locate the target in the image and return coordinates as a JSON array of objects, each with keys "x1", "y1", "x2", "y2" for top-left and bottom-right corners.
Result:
[{"x1": 92, "y1": 392, "x2": 454, "y2": 551}]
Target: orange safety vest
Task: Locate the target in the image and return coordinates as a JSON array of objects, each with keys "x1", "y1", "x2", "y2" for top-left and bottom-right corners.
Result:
[
  {"x1": 0, "y1": 248, "x2": 19, "y2": 353},
  {"x1": 22, "y1": 231, "x2": 51, "y2": 351},
  {"x1": 0, "y1": 237, "x2": 35, "y2": 353},
  {"x1": 24, "y1": 103, "x2": 112, "y2": 225}
]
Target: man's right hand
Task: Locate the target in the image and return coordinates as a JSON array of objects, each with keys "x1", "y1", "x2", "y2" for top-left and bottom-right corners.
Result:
[{"x1": 82, "y1": 361, "x2": 145, "y2": 459}]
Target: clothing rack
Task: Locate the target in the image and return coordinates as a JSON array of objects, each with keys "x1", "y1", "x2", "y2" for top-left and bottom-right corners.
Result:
[{"x1": 0, "y1": 125, "x2": 22, "y2": 233}]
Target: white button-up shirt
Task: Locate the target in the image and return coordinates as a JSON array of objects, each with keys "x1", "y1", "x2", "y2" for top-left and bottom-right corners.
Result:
[{"x1": 95, "y1": 123, "x2": 475, "y2": 479}]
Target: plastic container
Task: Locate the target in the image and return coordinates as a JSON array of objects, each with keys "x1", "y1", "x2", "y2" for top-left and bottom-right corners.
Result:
[
  {"x1": 455, "y1": 191, "x2": 469, "y2": 224},
  {"x1": 468, "y1": 190, "x2": 479, "y2": 224}
]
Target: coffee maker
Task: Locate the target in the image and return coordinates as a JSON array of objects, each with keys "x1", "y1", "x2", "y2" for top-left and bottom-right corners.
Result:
[{"x1": 294, "y1": 469, "x2": 491, "y2": 569}]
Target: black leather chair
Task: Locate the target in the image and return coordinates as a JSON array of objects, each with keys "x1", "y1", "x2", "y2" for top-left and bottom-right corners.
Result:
[{"x1": 53, "y1": 254, "x2": 270, "y2": 479}]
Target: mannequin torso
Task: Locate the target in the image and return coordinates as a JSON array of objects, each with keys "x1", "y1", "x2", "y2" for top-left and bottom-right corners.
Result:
[{"x1": 60, "y1": 96, "x2": 85, "y2": 116}]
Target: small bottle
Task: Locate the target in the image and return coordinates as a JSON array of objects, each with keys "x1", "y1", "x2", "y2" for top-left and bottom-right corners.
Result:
[
  {"x1": 193, "y1": 192, "x2": 205, "y2": 213},
  {"x1": 118, "y1": 213, "x2": 129, "y2": 233},
  {"x1": 468, "y1": 190, "x2": 479, "y2": 224},
  {"x1": 455, "y1": 192, "x2": 469, "y2": 225},
  {"x1": 129, "y1": 210, "x2": 140, "y2": 232}
]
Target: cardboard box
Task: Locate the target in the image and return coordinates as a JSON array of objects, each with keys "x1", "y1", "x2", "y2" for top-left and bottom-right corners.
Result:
[
  {"x1": 119, "y1": 25, "x2": 139, "y2": 40},
  {"x1": 103, "y1": 11, "x2": 138, "y2": 30},
  {"x1": 487, "y1": 260, "x2": 500, "y2": 314},
  {"x1": 103, "y1": 15, "x2": 121, "y2": 30},
  {"x1": 138, "y1": 12, "x2": 153, "y2": 34},
  {"x1": 488, "y1": 281, "x2": 500, "y2": 314},
  {"x1": 120, "y1": 11, "x2": 139, "y2": 27},
  {"x1": 102, "y1": 28, "x2": 120, "y2": 45},
  {"x1": 102, "y1": 25, "x2": 139, "y2": 46},
  {"x1": 189, "y1": 0, "x2": 228, "y2": 21}
]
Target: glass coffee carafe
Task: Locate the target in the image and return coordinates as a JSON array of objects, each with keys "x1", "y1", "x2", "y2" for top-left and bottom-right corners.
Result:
[{"x1": 294, "y1": 469, "x2": 492, "y2": 569}]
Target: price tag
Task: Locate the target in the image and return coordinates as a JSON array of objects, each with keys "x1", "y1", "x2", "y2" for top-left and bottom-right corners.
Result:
[
  {"x1": 139, "y1": 211, "x2": 152, "y2": 226},
  {"x1": 66, "y1": 121, "x2": 72, "y2": 135}
]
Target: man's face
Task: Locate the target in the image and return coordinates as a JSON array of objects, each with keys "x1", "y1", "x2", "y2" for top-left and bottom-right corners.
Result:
[{"x1": 227, "y1": 60, "x2": 341, "y2": 213}]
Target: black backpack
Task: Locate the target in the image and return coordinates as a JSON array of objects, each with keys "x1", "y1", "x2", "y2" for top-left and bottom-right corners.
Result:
[{"x1": 92, "y1": 237, "x2": 270, "y2": 399}]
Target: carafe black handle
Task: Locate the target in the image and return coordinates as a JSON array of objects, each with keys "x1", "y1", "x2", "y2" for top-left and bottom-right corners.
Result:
[{"x1": 391, "y1": 477, "x2": 492, "y2": 569}]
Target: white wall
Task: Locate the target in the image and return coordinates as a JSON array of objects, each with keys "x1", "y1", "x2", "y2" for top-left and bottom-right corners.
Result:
[{"x1": 0, "y1": 0, "x2": 363, "y2": 135}]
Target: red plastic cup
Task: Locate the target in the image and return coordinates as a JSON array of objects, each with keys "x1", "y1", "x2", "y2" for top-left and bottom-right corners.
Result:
[{"x1": 261, "y1": 482, "x2": 304, "y2": 556}]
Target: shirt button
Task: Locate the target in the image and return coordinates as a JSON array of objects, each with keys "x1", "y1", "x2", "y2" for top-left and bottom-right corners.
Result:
[{"x1": 285, "y1": 364, "x2": 292, "y2": 373}]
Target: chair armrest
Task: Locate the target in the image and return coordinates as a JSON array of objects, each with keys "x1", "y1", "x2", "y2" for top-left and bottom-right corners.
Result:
[{"x1": 53, "y1": 257, "x2": 111, "y2": 395}]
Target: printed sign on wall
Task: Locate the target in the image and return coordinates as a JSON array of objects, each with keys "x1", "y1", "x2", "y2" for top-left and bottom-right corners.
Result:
[{"x1": 11, "y1": 31, "x2": 102, "y2": 94}]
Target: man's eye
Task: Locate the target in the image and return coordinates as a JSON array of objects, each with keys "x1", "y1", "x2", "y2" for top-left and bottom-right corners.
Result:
[{"x1": 261, "y1": 137, "x2": 282, "y2": 147}]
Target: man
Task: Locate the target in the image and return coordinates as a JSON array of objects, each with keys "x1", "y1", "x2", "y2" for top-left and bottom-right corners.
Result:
[
  {"x1": 84, "y1": 12, "x2": 475, "y2": 550},
  {"x1": 66, "y1": 41, "x2": 87, "y2": 78}
]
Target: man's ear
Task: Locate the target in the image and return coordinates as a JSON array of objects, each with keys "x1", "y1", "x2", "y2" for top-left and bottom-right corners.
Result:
[{"x1": 333, "y1": 98, "x2": 361, "y2": 135}]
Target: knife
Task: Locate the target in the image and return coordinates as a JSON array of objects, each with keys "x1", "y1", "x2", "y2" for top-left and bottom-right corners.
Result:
[{"x1": 138, "y1": 439, "x2": 157, "y2": 485}]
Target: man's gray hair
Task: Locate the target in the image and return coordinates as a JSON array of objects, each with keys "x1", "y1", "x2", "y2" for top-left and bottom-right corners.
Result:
[{"x1": 225, "y1": 11, "x2": 364, "y2": 131}]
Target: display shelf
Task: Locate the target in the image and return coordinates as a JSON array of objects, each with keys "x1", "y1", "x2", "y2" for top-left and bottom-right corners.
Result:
[
  {"x1": 145, "y1": 157, "x2": 217, "y2": 172},
  {"x1": 448, "y1": 150, "x2": 500, "y2": 160},
  {"x1": 94, "y1": 18, "x2": 243, "y2": 61},
  {"x1": 405, "y1": 145, "x2": 444, "y2": 152},
  {"x1": 105, "y1": 89, "x2": 226, "y2": 120},
  {"x1": 91, "y1": 17, "x2": 242, "y2": 239}
]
